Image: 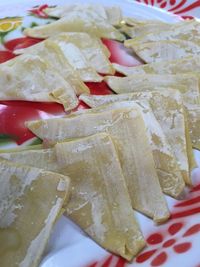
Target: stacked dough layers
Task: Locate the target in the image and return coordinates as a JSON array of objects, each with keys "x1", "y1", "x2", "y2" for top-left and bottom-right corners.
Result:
[{"x1": 0, "y1": 4, "x2": 199, "y2": 267}]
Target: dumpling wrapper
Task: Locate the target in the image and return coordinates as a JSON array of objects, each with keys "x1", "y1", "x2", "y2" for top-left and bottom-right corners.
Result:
[
  {"x1": 105, "y1": 73, "x2": 200, "y2": 109},
  {"x1": 52, "y1": 32, "x2": 114, "y2": 75},
  {"x1": 15, "y1": 40, "x2": 90, "y2": 95},
  {"x1": 0, "y1": 54, "x2": 78, "y2": 111},
  {"x1": 17, "y1": 33, "x2": 111, "y2": 78},
  {"x1": 104, "y1": 6, "x2": 122, "y2": 26},
  {"x1": 73, "y1": 99, "x2": 185, "y2": 198},
  {"x1": 0, "y1": 159, "x2": 70, "y2": 267},
  {"x1": 125, "y1": 39, "x2": 200, "y2": 63},
  {"x1": 124, "y1": 20, "x2": 200, "y2": 44},
  {"x1": 0, "y1": 133, "x2": 145, "y2": 260},
  {"x1": 112, "y1": 55, "x2": 200, "y2": 76},
  {"x1": 120, "y1": 22, "x2": 173, "y2": 39},
  {"x1": 27, "y1": 108, "x2": 170, "y2": 223},
  {"x1": 44, "y1": 4, "x2": 122, "y2": 26},
  {"x1": 24, "y1": 9, "x2": 125, "y2": 41},
  {"x1": 105, "y1": 74, "x2": 200, "y2": 150},
  {"x1": 79, "y1": 89, "x2": 194, "y2": 185},
  {"x1": 52, "y1": 41, "x2": 102, "y2": 82}
]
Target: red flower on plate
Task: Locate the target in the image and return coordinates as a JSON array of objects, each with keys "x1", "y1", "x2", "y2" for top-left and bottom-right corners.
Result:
[
  {"x1": 86, "y1": 182, "x2": 200, "y2": 267},
  {"x1": 0, "y1": 50, "x2": 15, "y2": 63},
  {"x1": 135, "y1": 222, "x2": 196, "y2": 266},
  {"x1": 86, "y1": 222, "x2": 200, "y2": 267},
  {"x1": 1, "y1": 37, "x2": 43, "y2": 63},
  {"x1": 136, "y1": 0, "x2": 200, "y2": 18},
  {"x1": 29, "y1": 4, "x2": 49, "y2": 18},
  {"x1": 4, "y1": 37, "x2": 43, "y2": 51}
]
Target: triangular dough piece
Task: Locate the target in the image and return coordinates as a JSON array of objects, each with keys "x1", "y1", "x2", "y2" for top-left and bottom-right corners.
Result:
[
  {"x1": 24, "y1": 9, "x2": 125, "y2": 41},
  {"x1": 73, "y1": 99, "x2": 185, "y2": 198},
  {"x1": 0, "y1": 159, "x2": 70, "y2": 267},
  {"x1": 105, "y1": 6, "x2": 122, "y2": 26},
  {"x1": 112, "y1": 55, "x2": 200, "y2": 76},
  {"x1": 0, "y1": 134, "x2": 145, "y2": 260},
  {"x1": 44, "y1": 4, "x2": 122, "y2": 26},
  {"x1": 27, "y1": 109, "x2": 170, "y2": 222},
  {"x1": 125, "y1": 39, "x2": 200, "y2": 63},
  {"x1": 44, "y1": 3, "x2": 108, "y2": 18},
  {"x1": 52, "y1": 41, "x2": 102, "y2": 82},
  {"x1": 120, "y1": 22, "x2": 173, "y2": 39},
  {"x1": 105, "y1": 73, "x2": 200, "y2": 152},
  {"x1": 0, "y1": 54, "x2": 78, "y2": 111},
  {"x1": 17, "y1": 33, "x2": 111, "y2": 78},
  {"x1": 56, "y1": 134, "x2": 145, "y2": 259},
  {"x1": 79, "y1": 90, "x2": 193, "y2": 185},
  {"x1": 105, "y1": 74, "x2": 200, "y2": 109},
  {"x1": 52, "y1": 33, "x2": 114, "y2": 75},
  {"x1": 126, "y1": 19, "x2": 200, "y2": 43},
  {"x1": 15, "y1": 40, "x2": 90, "y2": 95}
]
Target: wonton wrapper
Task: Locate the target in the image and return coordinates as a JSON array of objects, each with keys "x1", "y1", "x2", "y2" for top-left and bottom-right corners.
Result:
[
  {"x1": 18, "y1": 32, "x2": 111, "y2": 78},
  {"x1": 104, "y1": 74, "x2": 199, "y2": 101},
  {"x1": 24, "y1": 9, "x2": 125, "y2": 41},
  {"x1": 52, "y1": 41, "x2": 102, "y2": 82},
  {"x1": 0, "y1": 159, "x2": 70, "y2": 267},
  {"x1": 74, "y1": 99, "x2": 185, "y2": 198},
  {"x1": 0, "y1": 134, "x2": 145, "y2": 260},
  {"x1": 79, "y1": 89, "x2": 194, "y2": 185},
  {"x1": 105, "y1": 74, "x2": 200, "y2": 109},
  {"x1": 27, "y1": 109, "x2": 170, "y2": 222},
  {"x1": 123, "y1": 17, "x2": 189, "y2": 27},
  {"x1": 120, "y1": 22, "x2": 173, "y2": 39},
  {"x1": 0, "y1": 54, "x2": 78, "y2": 111},
  {"x1": 18, "y1": 37, "x2": 102, "y2": 82},
  {"x1": 112, "y1": 55, "x2": 200, "y2": 76},
  {"x1": 44, "y1": 4, "x2": 122, "y2": 26},
  {"x1": 125, "y1": 39, "x2": 200, "y2": 63},
  {"x1": 15, "y1": 40, "x2": 90, "y2": 95},
  {"x1": 52, "y1": 32, "x2": 114, "y2": 75},
  {"x1": 125, "y1": 20, "x2": 200, "y2": 43},
  {"x1": 105, "y1": 74, "x2": 200, "y2": 150}
]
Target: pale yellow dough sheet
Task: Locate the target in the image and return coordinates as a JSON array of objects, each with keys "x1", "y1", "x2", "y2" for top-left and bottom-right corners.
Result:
[
  {"x1": 124, "y1": 19, "x2": 200, "y2": 44},
  {"x1": 24, "y1": 9, "x2": 125, "y2": 41},
  {"x1": 79, "y1": 89, "x2": 194, "y2": 185},
  {"x1": 0, "y1": 159, "x2": 70, "y2": 267},
  {"x1": 0, "y1": 134, "x2": 145, "y2": 260},
  {"x1": 112, "y1": 56, "x2": 200, "y2": 76},
  {"x1": 17, "y1": 36, "x2": 102, "y2": 83},
  {"x1": 44, "y1": 4, "x2": 123, "y2": 26},
  {"x1": 0, "y1": 54, "x2": 78, "y2": 111},
  {"x1": 14, "y1": 40, "x2": 90, "y2": 95},
  {"x1": 71, "y1": 99, "x2": 185, "y2": 198},
  {"x1": 120, "y1": 22, "x2": 174, "y2": 39},
  {"x1": 104, "y1": 74, "x2": 200, "y2": 109},
  {"x1": 27, "y1": 108, "x2": 170, "y2": 223},
  {"x1": 104, "y1": 74, "x2": 200, "y2": 151},
  {"x1": 124, "y1": 39, "x2": 200, "y2": 63},
  {"x1": 188, "y1": 107, "x2": 200, "y2": 151},
  {"x1": 52, "y1": 33, "x2": 114, "y2": 75}
]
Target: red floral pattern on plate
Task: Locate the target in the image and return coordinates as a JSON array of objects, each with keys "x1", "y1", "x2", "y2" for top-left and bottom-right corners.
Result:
[
  {"x1": 136, "y1": 0, "x2": 200, "y2": 18},
  {"x1": 29, "y1": 4, "x2": 49, "y2": 18},
  {"x1": 86, "y1": 182, "x2": 200, "y2": 267}
]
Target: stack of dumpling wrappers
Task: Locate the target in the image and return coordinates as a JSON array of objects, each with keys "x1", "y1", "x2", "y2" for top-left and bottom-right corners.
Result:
[{"x1": 1, "y1": 4, "x2": 200, "y2": 267}]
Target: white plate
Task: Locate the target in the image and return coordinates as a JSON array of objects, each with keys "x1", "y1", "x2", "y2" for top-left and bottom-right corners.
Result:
[{"x1": 1, "y1": 2, "x2": 200, "y2": 267}]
